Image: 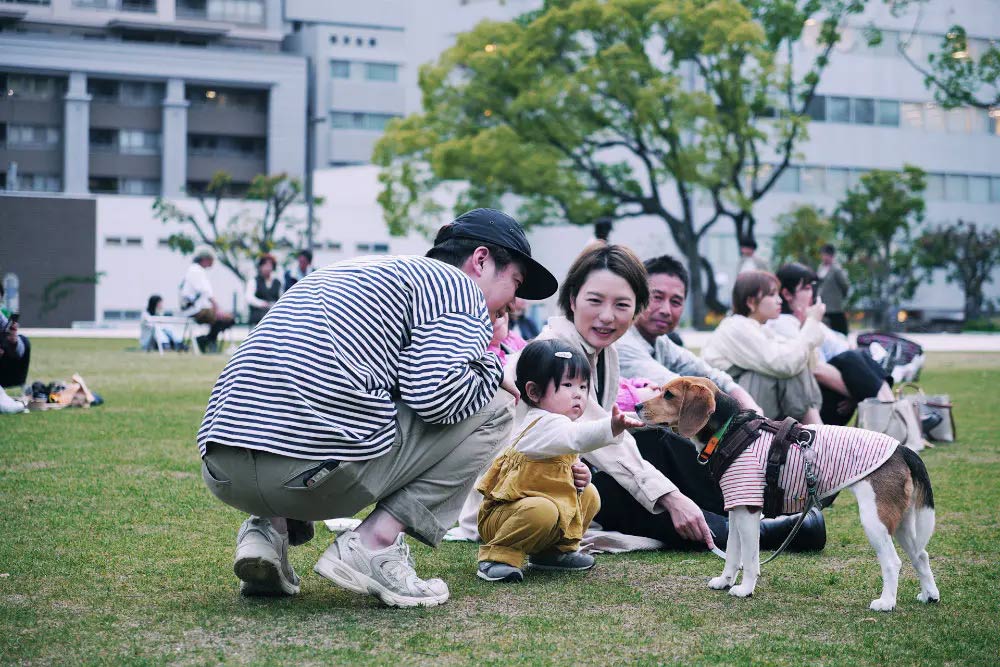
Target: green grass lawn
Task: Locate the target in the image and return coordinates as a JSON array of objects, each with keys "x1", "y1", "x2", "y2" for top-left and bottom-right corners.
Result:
[{"x1": 2, "y1": 340, "x2": 999, "y2": 666}]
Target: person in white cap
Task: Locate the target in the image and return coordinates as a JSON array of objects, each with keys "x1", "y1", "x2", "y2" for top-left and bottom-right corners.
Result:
[{"x1": 179, "y1": 246, "x2": 234, "y2": 352}]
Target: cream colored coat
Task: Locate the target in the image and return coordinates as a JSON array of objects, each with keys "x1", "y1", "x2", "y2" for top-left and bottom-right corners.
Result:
[{"x1": 701, "y1": 314, "x2": 825, "y2": 380}]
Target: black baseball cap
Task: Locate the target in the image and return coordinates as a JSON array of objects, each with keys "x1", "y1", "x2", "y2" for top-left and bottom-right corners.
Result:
[{"x1": 437, "y1": 208, "x2": 558, "y2": 300}]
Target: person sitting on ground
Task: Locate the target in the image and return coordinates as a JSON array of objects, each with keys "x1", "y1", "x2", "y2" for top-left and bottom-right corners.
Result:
[
  {"x1": 476, "y1": 339, "x2": 644, "y2": 583},
  {"x1": 770, "y1": 263, "x2": 894, "y2": 425},
  {"x1": 283, "y1": 249, "x2": 314, "y2": 291},
  {"x1": 179, "y1": 246, "x2": 235, "y2": 353},
  {"x1": 0, "y1": 286, "x2": 29, "y2": 389},
  {"x1": 701, "y1": 270, "x2": 826, "y2": 424},
  {"x1": 245, "y1": 253, "x2": 282, "y2": 329},
  {"x1": 198, "y1": 207, "x2": 558, "y2": 608},
  {"x1": 139, "y1": 294, "x2": 183, "y2": 352}
]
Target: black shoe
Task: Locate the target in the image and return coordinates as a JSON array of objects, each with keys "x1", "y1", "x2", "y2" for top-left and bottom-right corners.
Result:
[
  {"x1": 195, "y1": 335, "x2": 209, "y2": 353},
  {"x1": 759, "y1": 507, "x2": 826, "y2": 552}
]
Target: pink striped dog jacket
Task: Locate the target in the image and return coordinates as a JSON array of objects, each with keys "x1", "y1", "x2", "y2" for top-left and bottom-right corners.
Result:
[{"x1": 719, "y1": 425, "x2": 899, "y2": 514}]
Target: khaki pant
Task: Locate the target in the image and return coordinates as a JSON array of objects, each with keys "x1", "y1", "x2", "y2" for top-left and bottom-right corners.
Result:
[
  {"x1": 202, "y1": 392, "x2": 515, "y2": 547},
  {"x1": 477, "y1": 484, "x2": 600, "y2": 568},
  {"x1": 730, "y1": 366, "x2": 822, "y2": 421}
]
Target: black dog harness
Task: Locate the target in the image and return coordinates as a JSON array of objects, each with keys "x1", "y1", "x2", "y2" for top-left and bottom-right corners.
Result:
[{"x1": 701, "y1": 413, "x2": 817, "y2": 519}]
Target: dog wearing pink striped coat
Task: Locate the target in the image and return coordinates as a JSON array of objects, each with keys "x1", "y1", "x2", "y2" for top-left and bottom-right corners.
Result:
[{"x1": 635, "y1": 377, "x2": 939, "y2": 611}]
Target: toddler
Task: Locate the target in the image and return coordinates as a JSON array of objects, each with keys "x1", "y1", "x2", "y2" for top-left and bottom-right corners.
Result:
[{"x1": 476, "y1": 339, "x2": 643, "y2": 582}]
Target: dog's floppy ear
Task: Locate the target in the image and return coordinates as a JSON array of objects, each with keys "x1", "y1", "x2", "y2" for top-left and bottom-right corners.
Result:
[{"x1": 669, "y1": 377, "x2": 717, "y2": 438}]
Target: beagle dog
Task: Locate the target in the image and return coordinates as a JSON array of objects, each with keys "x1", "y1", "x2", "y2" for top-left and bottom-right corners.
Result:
[{"x1": 635, "y1": 377, "x2": 939, "y2": 611}]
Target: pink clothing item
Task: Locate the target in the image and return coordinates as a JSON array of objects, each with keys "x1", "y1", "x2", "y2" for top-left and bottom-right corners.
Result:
[
  {"x1": 615, "y1": 378, "x2": 654, "y2": 413},
  {"x1": 502, "y1": 331, "x2": 528, "y2": 353},
  {"x1": 719, "y1": 425, "x2": 898, "y2": 514},
  {"x1": 487, "y1": 342, "x2": 507, "y2": 367}
]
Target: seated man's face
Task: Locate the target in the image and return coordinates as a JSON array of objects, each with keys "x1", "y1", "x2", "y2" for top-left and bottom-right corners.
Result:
[{"x1": 634, "y1": 273, "x2": 686, "y2": 339}]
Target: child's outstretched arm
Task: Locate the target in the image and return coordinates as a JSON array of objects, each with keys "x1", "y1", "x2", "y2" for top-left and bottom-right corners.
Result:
[{"x1": 518, "y1": 408, "x2": 643, "y2": 460}]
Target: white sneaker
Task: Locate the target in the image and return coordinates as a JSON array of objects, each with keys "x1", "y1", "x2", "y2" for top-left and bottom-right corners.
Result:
[
  {"x1": 233, "y1": 517, "x2": 300, "y2": 596},
  {"x1": 313, "y1": 531, "x2": 449, "y2": 608}
]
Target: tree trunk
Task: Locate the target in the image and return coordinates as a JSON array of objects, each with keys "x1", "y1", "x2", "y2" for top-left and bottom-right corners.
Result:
[{"x1": 681, "y1": 235, "x2": 709, "y2": 328}]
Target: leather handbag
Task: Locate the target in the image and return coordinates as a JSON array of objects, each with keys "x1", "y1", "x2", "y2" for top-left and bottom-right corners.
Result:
[
  {"x1": 896, "y1": 383, "x2": 956, "y2": 443},
  {"x1": 856, "y1": 395, "x2": 925, "y2": 451}
]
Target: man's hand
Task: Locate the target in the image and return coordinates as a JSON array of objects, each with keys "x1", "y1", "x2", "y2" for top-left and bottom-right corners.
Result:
[
  {"x1": 571, "y1": 460, "x2": 591, "y2": 489},
  {"x1": 489, "y1": 312, "x2": 509, "y2": 348},
  {"x1": 611, "y1": 404, "x2": 645, "y2": 436},
  {"x1": 730, "y1": 386, "x2": 762, "y2": 414},
  {"x1": 499, "y1": 373, "x2": 520, "y2": 404},
  {"x1": 658, "y1": 490, "x2": 716, "y2": 549}
]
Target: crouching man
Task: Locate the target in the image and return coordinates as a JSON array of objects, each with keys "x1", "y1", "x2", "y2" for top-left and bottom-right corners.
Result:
[{"x1": 198, "y1": 209, "x2": 557, "y2": 607}]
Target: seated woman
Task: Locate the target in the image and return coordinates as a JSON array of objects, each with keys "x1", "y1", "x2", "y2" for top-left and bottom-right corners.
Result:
[
  {"x1": 770, "y1": 263, "x2": 894, "y2": 425},
  {"x1": 139, "y1": 295, "x2": 183, "y2": 352},
  {"x1": 701, "y1": 270, "x2": 825, "y2": 424}
]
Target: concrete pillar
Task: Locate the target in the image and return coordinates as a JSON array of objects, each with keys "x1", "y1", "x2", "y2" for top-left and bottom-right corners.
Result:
[
  {"x1": 62, "y1": 71, "x2": 90, "y2": 195},
  {"x1": 161, "y1": 78, "x2": 189, "y2": 197}
]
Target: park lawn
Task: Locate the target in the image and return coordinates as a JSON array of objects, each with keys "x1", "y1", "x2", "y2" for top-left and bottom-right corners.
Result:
[{"x1": 1, "y1": 339, "x2": 999, "y2": 666}]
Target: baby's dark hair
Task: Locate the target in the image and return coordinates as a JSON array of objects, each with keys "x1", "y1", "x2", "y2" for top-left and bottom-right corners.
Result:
[{"x1": 515, "y1": 339, "x2": 591, "y2": 408}]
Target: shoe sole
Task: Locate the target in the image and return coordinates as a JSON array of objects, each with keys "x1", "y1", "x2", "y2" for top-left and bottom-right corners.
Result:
[
  {"x1": 313, "y1": 555, "x2": 449, "y2": 608},
  {"x1": 234, "y1": 556, "x2": 300, "y2": 596},
  {"x1": 476, "y1": 569, "x2": 524, "y2": 583},
  {"x1": 527, "y1": 561, "x2": 595, "y2": 572}
]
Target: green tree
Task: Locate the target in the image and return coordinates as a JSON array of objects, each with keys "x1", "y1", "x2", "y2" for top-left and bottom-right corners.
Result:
[
  {"x1": 914, "y1": 220, "x2": 1000, "y2": 321},
  {"x1": 375, "y1": 0, "x2": 866, "y2": 325},
  {"x1": 880, "y1": 2, "x2": 1000, "y2": 109},
  {"x1": 771, "y1": 204, "x2": 834, "y2": 267},
  {"x1": 152, "y1": 172, "x2": 309, "y2": 284},
  {"x1": 832, "y1": 166, "x2": 926, "y2": 328}
]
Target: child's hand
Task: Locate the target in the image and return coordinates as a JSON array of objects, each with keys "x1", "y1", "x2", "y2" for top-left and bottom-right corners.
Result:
[
  {"x1": 571, "y1": 460, "x2": 591, "y2": 489},
  {"x1": 611, "y1": 404, "x2": 645, "y2": 436}
]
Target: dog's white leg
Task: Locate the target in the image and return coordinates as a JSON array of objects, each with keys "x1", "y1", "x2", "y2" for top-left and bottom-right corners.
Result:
[
  {"x1": 709, "y1": 510, "x2": 742, "y2": 590},
  {"x1": 728, "y1": 507, "x2": 761, "y2": 598},
  {"x1": 896, "y1": 506, "x2": 939, "y2": 604},
  {"x1": 852, "y1": 482, "x2": 901, "y2": 611}
]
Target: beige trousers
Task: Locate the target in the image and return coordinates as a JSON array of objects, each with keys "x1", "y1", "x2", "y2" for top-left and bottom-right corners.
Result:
[{"x1": 202, "y1": 392, "x2": 515, "y2": 547}]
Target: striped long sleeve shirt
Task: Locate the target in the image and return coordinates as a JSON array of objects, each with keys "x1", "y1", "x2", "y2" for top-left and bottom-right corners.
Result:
[{"x1": 197, "y1": 256, "x2": 503, "y2": 461}]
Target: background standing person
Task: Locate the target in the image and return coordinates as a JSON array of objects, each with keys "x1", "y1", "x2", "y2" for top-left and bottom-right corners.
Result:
[
  {"x1": 737, "y1": 237, "x2": 769, "y2": 274},
  {"x1": 179, "y1": 246, "x2": 235, "y2": 353},
  {"x1": 0, "y1": 306, "x2": 29, "y2": 389},
  {"x1": 198, "y1": 208, "x2": 558, "y2": 608},
  {"x1": 284, "y1": 249, "x2": 314, "y2": 291},
  {"x1": 245, "y1": 254, "x2": 281, "y2": 328},
  {"x1": 509, "y1": 297, "x2": 540, "y2": 341},
  {"x1": 817, "y1": 244, "x2": 850, "y2": 335}
]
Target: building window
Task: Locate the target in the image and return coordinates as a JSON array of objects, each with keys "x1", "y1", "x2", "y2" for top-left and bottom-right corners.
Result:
[
  {"x1": 900, "y1": 103, "x2": 923, "y2": 129},
  {"x1": 924, "y1": 174, "x2": 944, "y2": 200},
  {"x1": 89, "y1": 177, "x2": 159, "y2": 195},
  {"x1": 177, "y1": 0, "x2": 264, "y2": 24},
  {"x1": 186, "y1": 86, "x2": 267, "y2": 112},
  {"x1": 825, "y1": 167, "x2": 849, "y2": 197},
  {"x1": 119, "y1": 129, "x2": 161, "y2": 155},
  {"x1": 331, "y1": 60, "x2": 351, "y2": 79},
  {"x1": 105, "y1": 237, "x2": 123, "y2": 246},
  {"x1": 852, "y1": 97, "x2": 875, "y2": 124},
  {"x1": 924, "y1": 104, "x2": 945, "y2": 132},
  {"x1": 3, "y1": 74, "x2": 64, "y2": 100},
  {"x1": 89, "y1": 128, "x2": 117, "y2": 151},
  {"x1": 969, "y1": 176, "x2": 990, "y2": 203},
  {"x1": 330, "y1": 111, "x2": 402, "y2": 131},
  {"x1": 324, "y1": 240, "x2": 343, "y2": 251},
  {"x1": 827, "y1": 97, "x2": 851, "y2": 123},
  {"x1": 944, "y1": 174, "x2": 968, "y2": 202},
  {"x1": 876, "y1": 100, "x2": 899, "y2": 126},
  {"x1": 804, "y1": 95, "x2": 825, "y2": 121},
  {"x1": 800, "y1": 167, "x2": 825, "y2": 194},
  {"x1": 5, "y1": 124, "x2": 60, "y2": 148},
  {"x1": 847, "y1": 168, "x2": 869, "y2": 189},
  {"x1": 364, "y1": 62, "x2": 398, "y2": 82},
  {"x1": 12, "y1": 173, "x2": 60, "y2": 192},
  {"x1": 188, "y1": 134, "x2": 266, "y2": 157},
  {"x1": 88, "y1": 79, "x2": 163, "y2": 106},
  {"x1": 991, "y1": 177, "x2": 1000, "y2": 203}
]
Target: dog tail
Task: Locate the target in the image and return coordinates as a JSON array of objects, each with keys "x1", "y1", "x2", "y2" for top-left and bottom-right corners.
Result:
[{"x1": 900, "y1": 446, "x2": 934, "y2": 509}]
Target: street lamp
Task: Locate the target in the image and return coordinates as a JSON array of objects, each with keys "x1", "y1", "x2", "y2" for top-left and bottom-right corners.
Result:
[{"x1": 304, "y1": 56, "x2": 327, "y2": 252}]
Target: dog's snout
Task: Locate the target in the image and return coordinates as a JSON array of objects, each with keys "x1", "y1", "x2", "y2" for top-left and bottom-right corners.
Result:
[{"x1": 634, "y1": 402, "x2": 643, "y2": 412}]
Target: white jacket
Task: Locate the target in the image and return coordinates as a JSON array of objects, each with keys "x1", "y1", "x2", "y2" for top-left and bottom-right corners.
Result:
[{"x1": 701, "y1": 314, "x2": 825, "y2": 379}]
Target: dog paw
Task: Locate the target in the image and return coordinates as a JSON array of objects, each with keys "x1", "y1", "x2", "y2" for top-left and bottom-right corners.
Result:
[
  {"x1": 917, "y1": 591, "x2": 940, "y2": 604},
  {"x1": 869, "y1": 598, "x2": 896, "y2": 612},
  {"x1": 729, "y1": 584, "x2": 754, "y2": 598},
  {"x1": 708, "y1": 576, "x2": 732, "y2": 590}
]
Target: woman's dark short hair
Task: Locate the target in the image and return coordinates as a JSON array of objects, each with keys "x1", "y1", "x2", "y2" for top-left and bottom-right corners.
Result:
[
  {"x1": 558, "y1": 244, "x2": 649, "y2": 321},
  {"x1": 257, "y1": 253, "x2": 277, "y2": 270},
  {"x1": 146, "y1": 294, "x2": 162, "y2": 316},
  {"x1": 298, "y1": 249, "x2": 313, "y2": 263},
  {"x1": 425, "y1": 232, "x2": 517, "y2": 273},
  {"x1": 516, "y1": 339, "x2": 591, "y2": 408},
  {"x1": 643, "y1": 255, "x2": 689, "y2": 292},
  {"x1": 732, "y1": 270, "x2": 779, "y2": 317},
  {"x1": 775, "y1": 263, "x2": 818, "y2": 314}
]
